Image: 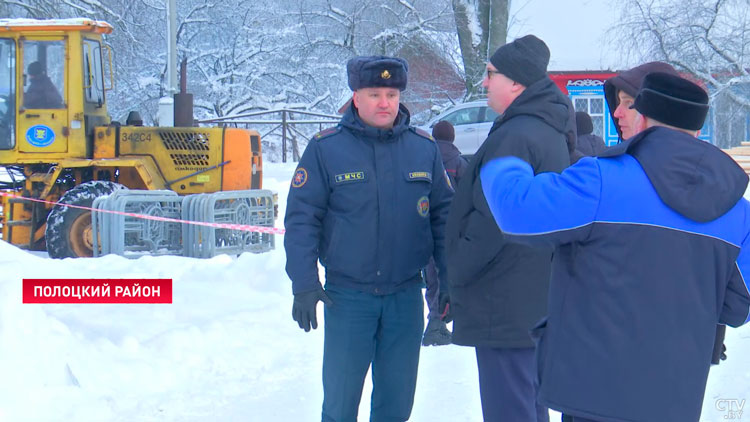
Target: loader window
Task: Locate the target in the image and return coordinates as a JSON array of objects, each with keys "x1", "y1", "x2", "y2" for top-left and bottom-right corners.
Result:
[
  {"x1": 0, "y1": 38, "x2": 15, "y2": 150},
  {"x1": 22, "y1": 40, "x2": 65, "y2": 109},
  {"x1": 83, "y1": 39, "x2": 105, "y2": 106}
]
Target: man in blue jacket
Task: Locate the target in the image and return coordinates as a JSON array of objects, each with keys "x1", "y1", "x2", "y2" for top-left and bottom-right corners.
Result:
[
  {"x1": 480, "y1": 72, "x2": 750, "y2": 421},
  {"x1": 284, "y1": 56, "x2": 453, "y2": 422}
]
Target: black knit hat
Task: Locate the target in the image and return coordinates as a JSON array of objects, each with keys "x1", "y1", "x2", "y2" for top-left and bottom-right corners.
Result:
[
  {"x1": 575, "y1": 112, "x2": 594, "y2": 135},
  {"x1": 489, "y1": 35, "x2": 550, "y2": 87},
  {"x1": 28, "y1": 61, "x2": 43, "y2": 76},
  {"x1": 432, "y1": 120, "x2": 455, "y2": 142},
  {"x1": 347, "y1": 56, "x2": 408, "y2": 91},
  {"x1": 632, "y1": 72, "x2": 709, "y2": 130}
]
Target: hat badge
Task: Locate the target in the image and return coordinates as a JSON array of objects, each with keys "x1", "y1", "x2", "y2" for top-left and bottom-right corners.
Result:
[{"x1": 381, "y1": 69, "x2": 391, "y2": 80}]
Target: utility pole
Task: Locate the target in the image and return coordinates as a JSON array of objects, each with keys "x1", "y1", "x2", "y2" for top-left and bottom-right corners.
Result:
[{"x1": 159, "y1": 0, "x2": 178, "y2": 126}]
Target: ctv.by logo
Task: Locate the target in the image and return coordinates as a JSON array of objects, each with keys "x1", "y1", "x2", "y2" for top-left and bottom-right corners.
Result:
[{"x1": 716, "y1": 399, "x2": 746, "y2": 420}]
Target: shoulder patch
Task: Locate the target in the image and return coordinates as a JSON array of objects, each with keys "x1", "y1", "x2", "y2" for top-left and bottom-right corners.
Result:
[
  {"x1": 292, "y1": 167, "x2": 308, "y2": 188},
  {"x1": 411, "y1": 127, "x2": 434, "y2": 142},
  {"x1": 417, "y1": 196, "x2": 430, "y2": 217},
  {"x1": 313, "y1": 126, "x2": 341, "y2": 141}
]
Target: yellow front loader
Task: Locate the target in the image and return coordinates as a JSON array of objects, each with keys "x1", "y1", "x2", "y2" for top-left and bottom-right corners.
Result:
[{"x1": 0, "y1": 19, "x2": 264, "y2": 258}]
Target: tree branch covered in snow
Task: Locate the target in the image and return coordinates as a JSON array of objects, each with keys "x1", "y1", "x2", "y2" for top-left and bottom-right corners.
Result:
[
  {"x1": 612, "y1": 0, "x2": 750, "y2": 146},
  {"x1": 1, "y1": 0, "x2": 473, "y2": 158}
]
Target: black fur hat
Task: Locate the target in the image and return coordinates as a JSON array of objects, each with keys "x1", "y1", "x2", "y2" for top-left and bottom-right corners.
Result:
[
  {"x1": 347, "y1": 56, "x2": 408, "y2": 91},
  {"x1": 632, "y1": 72, "x2": 709, "y2": 131}
]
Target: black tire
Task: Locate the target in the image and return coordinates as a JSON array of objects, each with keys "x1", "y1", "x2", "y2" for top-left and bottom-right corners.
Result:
[{"x1": 46, "y1": 181, "x2": 127, "y2": 258}]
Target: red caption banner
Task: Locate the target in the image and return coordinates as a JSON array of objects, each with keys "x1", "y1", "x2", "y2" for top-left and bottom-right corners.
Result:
[{"x1": 23, "y1": 279, "x2": 173, "y2": 304}]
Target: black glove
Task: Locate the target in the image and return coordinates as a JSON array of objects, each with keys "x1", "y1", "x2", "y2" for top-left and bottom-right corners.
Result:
[
  {"x1": 711, "y1": 324, "x2": 727, "y2": 365},
  {"x1": 438, "y1": 290, "x2": 452, "y2": 323},
  {"x1": 292, "y1": 287, "x2": 333, "y2": 332}
]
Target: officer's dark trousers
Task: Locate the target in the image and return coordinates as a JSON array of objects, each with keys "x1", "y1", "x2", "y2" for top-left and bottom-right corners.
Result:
[
  {"x1": 322, "y1": 284, "x2": 424, "y2": 422},
  {"x1": 475, "y1": 346, "x2": 549, "y2": 422}
]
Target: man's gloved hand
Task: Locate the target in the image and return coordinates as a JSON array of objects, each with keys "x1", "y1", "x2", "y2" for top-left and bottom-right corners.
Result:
[
  {"x1": 438, "y1": 290, "x2": 452, "y2": 323},
  {"x1": 711, "y1": 325, "x2": 727, "y2": 365},
  {"x1": 292, "y1": 287, "x2": 333, "y2": 332}
]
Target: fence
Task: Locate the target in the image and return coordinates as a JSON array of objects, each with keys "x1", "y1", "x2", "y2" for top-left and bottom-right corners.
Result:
[
  {"x1": 92, "y1": 189, "x2": 276, "y2": 259},
  {"x1": 198, "y1": 109, "x2": 341, "y2": 163}
]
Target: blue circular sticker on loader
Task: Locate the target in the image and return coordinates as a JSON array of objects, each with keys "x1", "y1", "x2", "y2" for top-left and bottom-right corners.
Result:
[{"x1": 26, "y1": 125, "x2": 56, "y2": 147}]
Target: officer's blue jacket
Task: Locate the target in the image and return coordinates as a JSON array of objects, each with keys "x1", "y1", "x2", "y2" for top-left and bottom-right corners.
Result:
[
  {"x1": 284, "y1": 104, "x2": 453, "y2": 296},
  {"x1": 480, "y1": 126, "x2": 750, "y2": 422}
]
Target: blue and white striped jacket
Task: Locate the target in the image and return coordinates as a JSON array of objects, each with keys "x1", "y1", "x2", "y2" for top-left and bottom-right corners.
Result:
[{"x1": 480, "y1": 126, "x2": 750, "y2": 422}]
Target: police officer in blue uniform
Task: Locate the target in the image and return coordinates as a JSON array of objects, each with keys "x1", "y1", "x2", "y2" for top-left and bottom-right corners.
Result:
[{"x1": 284, "y1": 56, "x2": 454, "y2": 422}]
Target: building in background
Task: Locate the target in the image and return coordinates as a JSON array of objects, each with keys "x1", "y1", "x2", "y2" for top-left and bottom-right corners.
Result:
[
  {"x1": 337, "y1": 68, "x2": 744, "y2": 149},
  {"x1": 549, "y1": 71, "x2": 714, "y2": 146}
]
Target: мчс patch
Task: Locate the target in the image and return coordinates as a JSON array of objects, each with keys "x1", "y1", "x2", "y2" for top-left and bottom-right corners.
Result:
[{"x1": 335, "y1": 172, "x2": 365, "y2": 184}]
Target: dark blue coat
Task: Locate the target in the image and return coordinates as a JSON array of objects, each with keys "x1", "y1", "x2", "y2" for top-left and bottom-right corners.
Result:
[
  {"x1": 480, "y1": 126, "x2": 750, "y2": 421},
  {"x1": 436, "y1": 139, "x2": 468, "y2": 187},
  {"x1": 284, "y1": 104, "x2": 453, "y2": 296},
  {"x1": 577, "y1": 133, "x2": 607, "y2": 156}
]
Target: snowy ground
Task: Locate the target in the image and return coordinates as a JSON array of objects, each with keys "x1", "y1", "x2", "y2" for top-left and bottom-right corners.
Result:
[{"x1": 0, "y1": 162, "x2": 748, "y2": 422}]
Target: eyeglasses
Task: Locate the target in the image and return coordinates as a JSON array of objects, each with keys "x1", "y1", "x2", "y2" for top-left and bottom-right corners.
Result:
[{"x1": 484, "y1": 69, "x2": 502, "y2": 79}]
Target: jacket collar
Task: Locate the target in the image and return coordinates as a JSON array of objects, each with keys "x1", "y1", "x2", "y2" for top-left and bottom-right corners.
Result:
[{"x1": 340, "y1": 103, "x2": 411, "y2": 142}]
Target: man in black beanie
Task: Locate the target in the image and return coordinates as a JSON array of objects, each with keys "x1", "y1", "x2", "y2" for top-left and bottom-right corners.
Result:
[
  {"x1": 479, "y1": 72, "x2": 750, "y2": 422},
  {"x1": 24, "y1": 61, "x2": 63, "y2": 109},
  {"x1": 445, "y1": 34, "x2": 572, "y2": 422}
]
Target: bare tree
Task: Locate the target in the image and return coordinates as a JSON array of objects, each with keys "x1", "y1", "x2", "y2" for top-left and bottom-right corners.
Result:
[
  {"x1": 611, "y1": 0, "x2": 750, "y2": 147},
  {"x1": 2, "y1": 0, "x2": 512, "y2": 156},
  {"x1": 452, "y1": 0, "x2": 509, "y2": 100}
]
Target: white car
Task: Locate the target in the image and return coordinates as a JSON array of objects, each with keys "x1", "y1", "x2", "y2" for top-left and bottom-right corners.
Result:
[{"x1": 419, "y1": 100, "x2": 499, "y2": 155}]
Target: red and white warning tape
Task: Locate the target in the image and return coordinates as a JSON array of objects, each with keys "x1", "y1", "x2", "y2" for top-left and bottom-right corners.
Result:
[{"x1": 0, "y1": 191, "x2": 286, "y2": 235}]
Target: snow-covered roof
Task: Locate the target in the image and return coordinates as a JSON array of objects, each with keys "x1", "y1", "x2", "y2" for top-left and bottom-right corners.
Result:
[{"x1": 0, "y1": 18, "x2": 113, "y2": 34}]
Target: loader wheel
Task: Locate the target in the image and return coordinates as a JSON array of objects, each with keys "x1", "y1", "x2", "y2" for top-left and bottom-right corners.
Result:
[{"x1": 46, "y1": 181, "x2": 127, "y2": 258}]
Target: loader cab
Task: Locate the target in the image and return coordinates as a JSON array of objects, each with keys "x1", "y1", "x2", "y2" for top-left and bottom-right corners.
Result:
[
  {"x1": 0, "y1": 38, "x2": 16, "y2": 150},
  {"x1": 18, "y1": 39, "x2": 68, "y2": 153},
  {"x1": 0, "y1": 19, "x2": 113, "y2": 159}
]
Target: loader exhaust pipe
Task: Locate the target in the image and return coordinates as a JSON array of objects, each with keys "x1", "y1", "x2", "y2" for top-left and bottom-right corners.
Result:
[{"x1": 174, "y1": 57, "x2": 194, "y2": 127}]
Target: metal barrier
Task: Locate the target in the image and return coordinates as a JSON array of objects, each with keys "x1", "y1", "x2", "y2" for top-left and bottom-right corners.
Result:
[
  {"x1": 93, "y1": 189, "x2": 276, "y2": 258},
  {"x1": 197, "y1": 108, "x2": 340, "y2": 163},
  {"x1": 92, "y1": 190, "x2": 182, "y2": 258},
  {"x1": 182, "y1": 190, "x2": 275, "y2": 257}
]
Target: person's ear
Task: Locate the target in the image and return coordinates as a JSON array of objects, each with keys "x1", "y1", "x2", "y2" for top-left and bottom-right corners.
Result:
[
  {"x1": 351, "y1": 92, "x2": 359, "y2": 109},
  {"x1": 635, "y1": 113, "x2": 648, "y2": 132}
]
